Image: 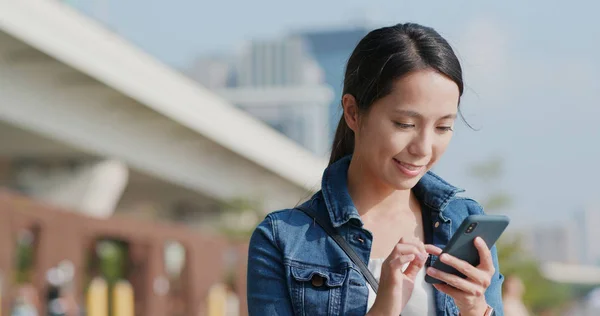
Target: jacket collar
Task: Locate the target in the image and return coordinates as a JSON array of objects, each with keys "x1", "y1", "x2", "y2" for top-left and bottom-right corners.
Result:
[{"x1": 320, "y1": 155, "x2": 464, "y2": 228}]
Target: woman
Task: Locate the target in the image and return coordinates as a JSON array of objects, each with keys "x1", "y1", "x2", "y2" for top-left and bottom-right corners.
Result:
[{"x1": 247, "y1": 22, "x2": 503, "y2": 316}]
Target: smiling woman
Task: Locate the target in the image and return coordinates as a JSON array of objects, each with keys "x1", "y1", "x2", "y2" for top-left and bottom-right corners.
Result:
[
  {"x1": 247, "y1": 23, "x2": 502, "y2": 316},
  {"x1": 341, "y1": 69, "x2": 460, "y2": 192}
]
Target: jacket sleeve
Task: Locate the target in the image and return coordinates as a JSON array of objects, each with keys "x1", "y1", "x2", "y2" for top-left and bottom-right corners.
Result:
[
  {"x1": 247, "y1": 215, "x2": 295, "y2": 315},
  {"x1": 486, "y1": 244, "x2": 505, "y2": 315}
]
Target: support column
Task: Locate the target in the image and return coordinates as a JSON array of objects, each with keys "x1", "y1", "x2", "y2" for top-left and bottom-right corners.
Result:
[
  {"x1": 0, "y1": 201, "x2": 14, "y2": 316},
  {"x1": 235, "y1": 243, "x2": 249, "y2": 316},
  {"x1": 144, "y1": 240, "x2": 168, "y2": 316},
  {"x1": 186, "y1": 239, "x2": 228, "y2": 316},
  {"x1": 12, "y1": 159, "x2": 128, "y2": 219}
]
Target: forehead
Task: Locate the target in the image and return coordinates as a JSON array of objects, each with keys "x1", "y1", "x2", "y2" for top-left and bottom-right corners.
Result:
[{"x1": 376, "y1": 69, "x2": 460, "y2": 117}]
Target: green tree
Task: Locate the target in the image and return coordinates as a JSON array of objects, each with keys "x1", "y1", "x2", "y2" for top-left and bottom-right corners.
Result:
[
  {"x1": 495, "y1": 235, "x2": 573, "y2": 313},
  {"x1": 467, "y1": 157, "x2": 511, "y2": 212},
  {"x1": 468, "y1": 157, "x2": 574, "y2": 313},
  {"x1": 217, "y1": 197, "x2": 264, "y2": 240}
]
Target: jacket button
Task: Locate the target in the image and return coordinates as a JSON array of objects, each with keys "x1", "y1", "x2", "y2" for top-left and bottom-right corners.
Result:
[
  {"x1": 311, "y1": 274, "x2": 324, "y2": 287},
  {"x1": 434, "y1": 221, "x2": 440, "y2": 228}
]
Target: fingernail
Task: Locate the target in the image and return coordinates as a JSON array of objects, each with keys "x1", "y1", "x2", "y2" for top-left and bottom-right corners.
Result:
[
  {"x1": 427, "y1": 267, "x2": 437, "y2": 275},
  {"x1": 440, "y1": 254, "x2": 448, "y2": 261}
]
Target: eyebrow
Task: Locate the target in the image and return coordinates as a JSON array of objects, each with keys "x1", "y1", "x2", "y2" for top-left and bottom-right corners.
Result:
[{"x1": 394, "y1": 109, "x2": 457, "y2": 120}]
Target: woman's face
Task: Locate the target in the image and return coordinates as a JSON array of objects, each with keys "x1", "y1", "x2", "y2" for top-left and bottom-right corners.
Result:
[{"x1": 344, "y1": 68, "x2": 460, "y2": 190}]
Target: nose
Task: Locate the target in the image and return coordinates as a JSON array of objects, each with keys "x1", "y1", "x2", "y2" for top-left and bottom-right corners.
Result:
[{"x1": 407, "y1": 129, "x2": 433, "y2": 158}]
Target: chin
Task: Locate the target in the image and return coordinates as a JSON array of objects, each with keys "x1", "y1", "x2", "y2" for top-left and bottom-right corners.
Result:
[{"x1": 388, "y1": 175, "x2": 423, "y2": 191}]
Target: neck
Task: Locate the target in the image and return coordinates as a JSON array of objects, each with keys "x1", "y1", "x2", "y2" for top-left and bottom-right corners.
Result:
[{"x1": 347, "y1": 156, "x2": 412, "y2": 217}]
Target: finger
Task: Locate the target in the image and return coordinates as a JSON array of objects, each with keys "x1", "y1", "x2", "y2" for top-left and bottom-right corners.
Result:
[
  {"x1": 399, "y1": 237, "x2": 426, "y2": 254},
  {"x1": 425, "y1": 244, "x2": 443, "y2": 256},
  {"x1": 438, "y1": 253, "x2": 489, "y2": 286},
  {"x1": 387, "y1": 244, "x2": 425, "y2": 270},
  {"x1": 426, "y1": 267, "x2": 483, "y2": 296},
  {"x1": 475, "y1": 237, "x2": 494, "y2": 272},
  {"x1": 388, "y1": 254, "x2": 416, "y2": 270},
  {"x1": 433, "y1": 283, "x2": 463, "y2": 298},
  {"x1": 390, "y1": 243, "x2": 422, "y2": 258},
  {"x1": 403, "y1": 251, "x2": 428, "y2": 280}
]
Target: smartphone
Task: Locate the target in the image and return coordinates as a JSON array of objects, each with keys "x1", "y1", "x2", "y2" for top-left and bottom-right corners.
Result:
[{"x1": 425, "y1": 214, "x2": 510, "y2": 284}]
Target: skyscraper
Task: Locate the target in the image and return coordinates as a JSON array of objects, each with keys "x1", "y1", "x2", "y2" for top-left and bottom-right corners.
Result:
[
  {"x1": 299, "y1": 27, "x2": 371, "y2": 139},
  {"x1": 236, "y1": 36, "x2": 311, "y2": 88},
  {"x1": 574, "y1": 205, "x2": 600, "y2": 265},
  {"x1": 187, "y1": 36, "x2": 333, "y2": 156},
  {"x1": 522, "y1": 220, "x2": 580, "y2": 264}
]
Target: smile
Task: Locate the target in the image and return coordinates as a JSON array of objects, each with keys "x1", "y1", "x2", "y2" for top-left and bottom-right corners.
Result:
[{"x1": 393, "y1": 158, "x2": 425, "y2": 177}]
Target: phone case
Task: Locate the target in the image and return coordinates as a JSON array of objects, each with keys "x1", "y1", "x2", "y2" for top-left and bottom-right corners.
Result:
[{"x1": 425, "y1": 214, "x2": 510, "y2": 284}]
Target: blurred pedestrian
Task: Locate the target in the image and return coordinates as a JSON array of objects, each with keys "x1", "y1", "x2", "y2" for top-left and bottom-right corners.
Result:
[
  {"x1": 11, "y1": 284, "x2": 39, "y2": 316},
  {"x1": 503, "y1": 275, "x2": 529, "y2": 316}
]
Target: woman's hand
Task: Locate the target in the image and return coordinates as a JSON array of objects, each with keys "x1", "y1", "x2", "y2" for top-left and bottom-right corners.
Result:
[
  {"x1": 367, "y1": 237, "x2": 428, "y2": 316},
  {"x1": 425, "y1": 237, "x2": 494, "y2": 316}
]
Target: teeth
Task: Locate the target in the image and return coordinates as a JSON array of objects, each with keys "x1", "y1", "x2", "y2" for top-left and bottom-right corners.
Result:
[
  {"x1": 396, "y1": 159, "x2": 421, "y2": 170},
  {"x1": 402, "y1": 164, "x2": 420, "y2": 171}
]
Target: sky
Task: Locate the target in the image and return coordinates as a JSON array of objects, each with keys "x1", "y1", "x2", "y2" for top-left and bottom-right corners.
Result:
[{"x1": 69, "y1": 0, "x2": 600, "y2": 229}]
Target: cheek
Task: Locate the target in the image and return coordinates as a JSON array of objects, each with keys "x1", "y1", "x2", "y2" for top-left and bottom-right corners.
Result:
[
  {"x1": 356, "y1": 122, "x2": 383, "y2": 150},
  {"x1": 363, "y1": 126, "x2": 407, "y2": 157},
  {"x1": 430, "y1": 136, "x2": 453, "y2": 163},
  {"x1": 386, "y1": 133, "x2": 412, "y2": 152}
]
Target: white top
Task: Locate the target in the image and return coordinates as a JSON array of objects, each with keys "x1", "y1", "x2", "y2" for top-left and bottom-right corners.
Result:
[{"x1": 366, "y1": 258, "x2": 436, "y2": 315}]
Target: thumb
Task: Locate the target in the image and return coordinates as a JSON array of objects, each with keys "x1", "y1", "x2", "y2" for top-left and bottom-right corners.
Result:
[{"x1": 403, "y1": 253, "x2": 427, "y2": 280}]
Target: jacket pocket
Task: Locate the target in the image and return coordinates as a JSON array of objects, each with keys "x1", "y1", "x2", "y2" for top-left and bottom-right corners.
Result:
[{"x1": 287, "y1": 264, "x2": 347, "y2": 316}]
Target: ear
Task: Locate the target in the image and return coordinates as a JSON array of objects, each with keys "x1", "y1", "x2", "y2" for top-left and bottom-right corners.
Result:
[{"x1": 342, "y1": 94, "x2": 360, "y2": 132}]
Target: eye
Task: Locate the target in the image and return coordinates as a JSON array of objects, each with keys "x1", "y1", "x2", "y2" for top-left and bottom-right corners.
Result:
[
  {"x1": 436, "y1": 126, "x2": 454, "y2": 132},
  {"x1": 394, "y1": 122, "x2": 415, "y2": 129}
]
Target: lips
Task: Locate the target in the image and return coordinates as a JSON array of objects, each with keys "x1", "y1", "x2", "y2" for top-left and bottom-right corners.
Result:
[
  {"x1": 393, "y1": 158, "x2": 425, "y2": 177},
  {"x1": 393, "y1": 159, "x2": 424, "y2": 169}
]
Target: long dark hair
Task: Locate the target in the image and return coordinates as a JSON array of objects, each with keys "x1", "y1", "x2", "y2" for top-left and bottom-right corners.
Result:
[{"x1": 329, "y1": 23, "x2": 464, "y2": 166}]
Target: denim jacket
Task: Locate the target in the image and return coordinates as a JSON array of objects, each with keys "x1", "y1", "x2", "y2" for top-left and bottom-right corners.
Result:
[{"x1": 247, "y1": 155, "x2": 504, "y2": 315}]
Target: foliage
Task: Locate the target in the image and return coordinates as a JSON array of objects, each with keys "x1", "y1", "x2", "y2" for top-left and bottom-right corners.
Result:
[
  {"x1": 95, "y1": 240, "x2": 128, "y2": 284},
  {"x1": 15, "y1": 239, "x2": 34, "y2": 283},
  {"x1": 468, "y1": 158, "x2": 512, "y2": 212},
  {"x1": 496, "y1": 236, "x2": 574, "y2": 313},
  {"x1": 217, "y1": 197, "x2": 264, "y2": 241},
  {"x1": 468, "y1": 156, "x2": 575, "y2": 313}
]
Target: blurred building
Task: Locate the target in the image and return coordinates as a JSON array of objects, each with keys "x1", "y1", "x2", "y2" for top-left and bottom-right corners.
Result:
[
  {"x1": 522, "y1": 220, "x2": 580, "y2": 264},
  {"x1": 187, "y1": 37, "x2": 333, "y2": 157},
  {"x1": 235, "y1": 37, "x2": 315, "y2": 87},
  {"x1": 0, "y1": 0, "x2": 326, "y2": 230},
  {"x1": 186, "y1": 56, "x2": 234, "y2": 90},
  {"x1": 574, "y1": 205, "x2": 600, "y2": 265},
  {"x1": 522, "y1": 205, "x2": 600, "y2": 266},
  {"x1": 299, "y1": 27, "x2": 371, "y2": 138},
  {"x1": 185, "y1": 27, "x2": 374, "y2": 156}
]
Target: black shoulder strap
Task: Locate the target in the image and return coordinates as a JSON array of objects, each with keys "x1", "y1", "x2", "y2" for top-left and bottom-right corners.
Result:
[{"x1": 295, "y1": 205, "x2": 379, "y2": 293}]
